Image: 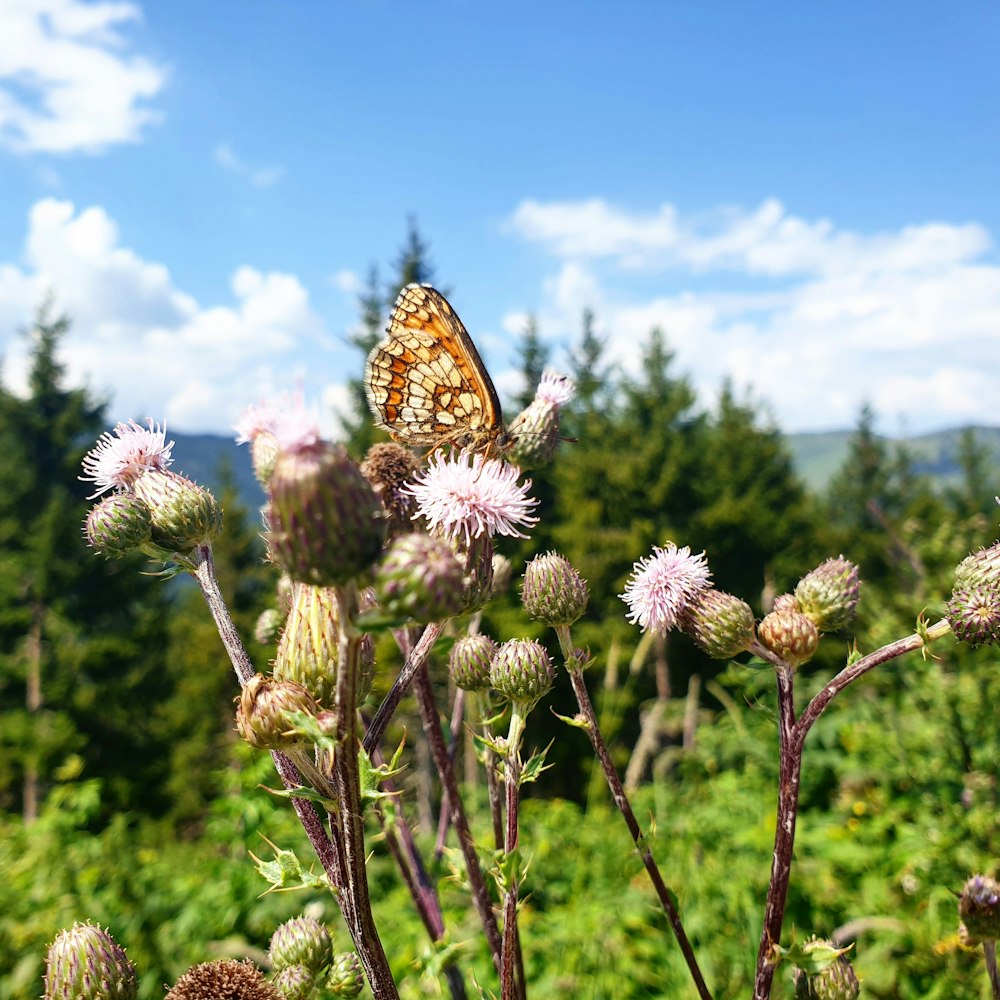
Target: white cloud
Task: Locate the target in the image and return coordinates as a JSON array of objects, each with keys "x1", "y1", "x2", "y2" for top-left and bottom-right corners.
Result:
[
  {"x1": 329, "y1": 269, "x2": 362, "y2": 295},
  {"x1": 0, "y1": 197, "x2": 343, "y2": 434},
  {"x1": 213, "y1": 142, "x2": 285, "y2": 188},
  {"x1": 506, "y1": 197, "x2": 1000, "y2": 433},
  {"x1": 0, "y1": 0, "x2": 167, "y2": 154}
]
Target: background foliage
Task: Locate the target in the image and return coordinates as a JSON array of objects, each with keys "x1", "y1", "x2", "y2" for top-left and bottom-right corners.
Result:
[{"x1": 1, "y1": 227, "x2": 998, "y2": 998}]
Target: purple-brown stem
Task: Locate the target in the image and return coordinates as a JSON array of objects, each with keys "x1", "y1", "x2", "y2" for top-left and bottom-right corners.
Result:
[
  {"x1": 435, "y1": 687, "x2": 466, "y2": 858},
  {"x1": 749, "y1": 620, "x2": 952, "y2": 999},
  {"x1": 752, "y1": 666, "x2": 798, "y2": 1000},
  {"x1": 332, "y1": 585, "x2": 398, "y2": 998},
  {"x1": 554, "y1": 626, "x2": 713, "y2": 1000},
  {"x1": 412, "y1": 662, "x2": 505, "y2": 979},
  {"x1": 499, "y1": 706, "x2": 526, "y2": 1000},
  {"x1": 984, "y1": 941, "x2": 1000, "y2": 999},
  {"x1": 364, "y1": 621, "x2": 444, "y2": 755},
  {"x1": 190, "y1": 545, "x2": 348, "y2": 897}
]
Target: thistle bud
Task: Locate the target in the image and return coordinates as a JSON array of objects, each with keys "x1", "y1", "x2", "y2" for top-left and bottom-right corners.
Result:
[
  {"x1": 268, "y1": 441, "x2": 385, "y2": 586},
  {"x1": 947, "y1": 585, "x2": 1000, "y2": 647},
  {"x1": 360, "y1": 442, "x2": 419, "y2": 539},
  {"x1": 165, "y1": 959, "x2": 281, "y2": 1000},
  {"x1": 791, "y1": 938, "x2": 860, "y2": 1000},
  {"x1": 490, "y1": 639, "x2": 555, "y2": 707},
  {"x1": 795, "y1": 557, "x2": 861, "y2": 633},
  {"x1": 772, "y1": 593, "x2": 800, "y2": 613},
  {"x1": 236, "y1": 674, "x2": 319, "y2": 751},
  {"x1": 132, "y1": 469, "x2": 222, "y2": 554},
  {"x1": 680, "y1": 589, "x2": 756, "y2": 659},
  {"x1": 271, "y1": 965, "x2": 314, "y2": 1000},
  {"x1": 268, "y1": 915, "x2": 333, "y2": 974},
  {"x1": 373, "y1": 533, "x2": 466, "y2": 623},
  {"x1": 954, "y1": 543, "x2": 1000, "y2": 590},
  {"x1": 757, "y1": 609, "x2": 819, "y2": 668},
  {"x1": 273, "y1": 584, "x2": 339, "y2": 706},
  {"x1": 507, "y1": 371, "x2": 574, "y2": 468},
  {"x1": 448, "y1": 635, "x2": 499, "y2": 691},
  {"x1": 84, "y1": 495, "x2": 153, "y2": 559},
  {"x1": 254, "y1": 607, "x2": 285, "y2": 645},
  {"x1": 522, "y1": 552, "x2": 589, "y2": 626},
  {"x1": 959, "y1": 874, "x2": 1000, "y2": 942},
  {"x1": 441, "y1": 530, "x2": 495, "y2": 614},
  {"x1": 326, "y1": 952, "x2": 364, "y2": 998},
  {"x1": 44, "y1": 922, "x2": 137, "y2": 1000}
]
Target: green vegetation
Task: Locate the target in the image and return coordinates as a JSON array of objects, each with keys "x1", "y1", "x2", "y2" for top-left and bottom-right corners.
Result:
[{"x1": 2, "y1": 229, "x2": 999, "y2": 998}]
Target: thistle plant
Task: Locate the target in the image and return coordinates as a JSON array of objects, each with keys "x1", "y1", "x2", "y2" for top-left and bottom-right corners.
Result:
[{"x1": 66, "y1": 365, "x2": 1000, "y2": 1000}]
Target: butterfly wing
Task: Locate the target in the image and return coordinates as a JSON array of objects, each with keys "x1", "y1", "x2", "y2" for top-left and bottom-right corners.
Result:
[{"x1": 365, "y1": 284, "x2": 504, "y2": 449}]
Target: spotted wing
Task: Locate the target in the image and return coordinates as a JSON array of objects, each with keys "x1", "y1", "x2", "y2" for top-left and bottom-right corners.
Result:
[{"x1": 364, "y1": 284, "x2": 504, "y2": 449}]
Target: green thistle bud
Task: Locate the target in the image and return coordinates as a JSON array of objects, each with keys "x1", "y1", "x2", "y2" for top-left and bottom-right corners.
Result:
[
  {"x1": 268, "y1": 442, "x2": 385, "y2": 586},
  {"x1": 237, "y1": 674, "x2": 319, "y2": 751},
  {"x1": 166, "y1": 959, "x2": 281, "y2": 1000},
  {"x1": 373, "y1": 533, "x2": 466, "y2": 623},
  {"x1": 271, "y1": 965, "x2": 313, "y2": 1000},
  {"x1": 326, "y1": 952, "x2": 364, "y2": 998},
  {"x1": 268, "y1": 915, "x2": 333, "y2": 975},
  {"x1": 955, "y1": 543, "x2": 1000, "y2": 590},
  {"x1": 758, "y1": 609, "x2": 819, "y2": 668},
  {"x1": 44, "y1": 922, "x2": 137, "y2": 1000},
  {"x1": 448, "y1": 635, "x2": 499, "y2": 691},
  {"x1": 441, "y1": 530, "x2": 495, "y2": 613},
  {"x1": 273, "y1": 584, "x2": 339, "y2": 706},
  {"x1": 959, "y1": 874, "x2": 1000, "y2": 942},
  {"x1": 490, "y1": 638, "x2": 555, "y2": 707},
  {"x1": 792, "y1": 938, "x2": 860, "y2": 1000},
  {"x1": 360, "y1": 442, "x2": 419, "y2": 539},
  {"x1": 254, "y1": 607, "x2": 285, "y2": 645},
  {"x1": 132, "y1": 469, "x2": 222, "y2": 554},
  {"x1": 795, "y1": 557, "x2": 861, "y2": 633},
  {"x1": 84, "y1": 495, "x2": 153, "y2": 558},
  {"x1": 522, "y1": 551, "x2": 589, "y2": 626},
  {"x1": 680, "y1": 589, "x2": 756, "y2": 659},
  {"x1": 506, "y1": 372, "x2": 574, "y2": 468},
  {"x1": 947, "y1": 585, "x2": 1000, "y2": 647}
]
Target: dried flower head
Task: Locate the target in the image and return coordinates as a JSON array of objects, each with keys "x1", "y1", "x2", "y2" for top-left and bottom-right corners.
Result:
[{"x1": 165, "y1": 959, "x2": 281, "y2": 1000}]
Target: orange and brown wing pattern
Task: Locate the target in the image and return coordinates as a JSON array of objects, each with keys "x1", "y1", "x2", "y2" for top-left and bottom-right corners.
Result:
[{"x1": 364, "y1": 284, "x2": 507, "y2": 451}]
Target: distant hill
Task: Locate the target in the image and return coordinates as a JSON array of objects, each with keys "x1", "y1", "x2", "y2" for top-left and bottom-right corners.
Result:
[
  {"x1": 166, "y1": 426, "x2": 1000, "y2": 511},
  {"x1": 784, "y1": 425, "x2": 1000, "y2": 493}
]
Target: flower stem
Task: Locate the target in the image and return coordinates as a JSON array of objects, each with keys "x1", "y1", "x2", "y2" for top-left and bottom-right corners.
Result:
[
  {"x1": 554, "y1": 626, "x2": 712, "y2": 1000},
  {"x1": 412, "y1": 661, "x2": 505, "y2": 978},
  {"x1": 984, "y1": 941, "x2": 1000, "y2": 999},
  {"x1": 752, "y1": 666, "x2": 798, "y2": 1000},
  {"x1": 500, "y1": 704, "x2": 527, "y2": 1000},
  {"x1": 364, "y1": 622, "x2": 444, "y2": 755},
  {"x1": 333, "y1": 584, "x2": 398, "y2": 998}
]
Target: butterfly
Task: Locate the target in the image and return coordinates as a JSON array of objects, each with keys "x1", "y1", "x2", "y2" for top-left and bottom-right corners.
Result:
[{"x1": 364, "y1": 284, "x2": 512, "y2": 454}]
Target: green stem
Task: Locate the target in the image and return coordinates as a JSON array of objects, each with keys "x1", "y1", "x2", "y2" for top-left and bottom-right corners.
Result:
[{"x1": 500, "y1": 703, "x2": 528, "y2": 1000}]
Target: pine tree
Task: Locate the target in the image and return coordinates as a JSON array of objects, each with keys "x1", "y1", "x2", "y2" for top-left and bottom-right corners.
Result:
[
  {"x1": 513, "y1": 314, "x2": 548, "y2": 411},
  {"x1": 0, "y1": 305, "x2": 172, "y2": 820}
]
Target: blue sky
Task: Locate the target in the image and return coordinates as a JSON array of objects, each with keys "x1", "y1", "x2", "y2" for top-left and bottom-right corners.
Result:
[{"x1": 1, "y1": 1, "x2": 998, "y2": 437}]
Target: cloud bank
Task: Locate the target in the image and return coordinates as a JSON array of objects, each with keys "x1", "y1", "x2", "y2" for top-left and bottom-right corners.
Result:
[
  {"x1": 0, "y1": 198, "x2": 331, "y2": 432},
  {"x1": 0, "y1": 0, "x2": 166, "y2": 154},
  {"x1": 506, "y1": 197, "x2": 1000, "y2": 433}
]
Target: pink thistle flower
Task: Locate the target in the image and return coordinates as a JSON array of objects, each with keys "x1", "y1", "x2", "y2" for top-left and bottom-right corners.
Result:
[
  {"x1": 80, "y1": 419, "x2": 174, "y2": 498},
  {"x1": 405, "y1": 451, "x2": 539, "y2": 543},
  {"x1": 620, "y1": 542, "x2": 712, "y2": 634},
  {"x1": 234, "y1": 403, "x2": 277, "y2": 445},
  {"x1": 536, "y1": 370, "x2": 575, "y2": 408}
]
